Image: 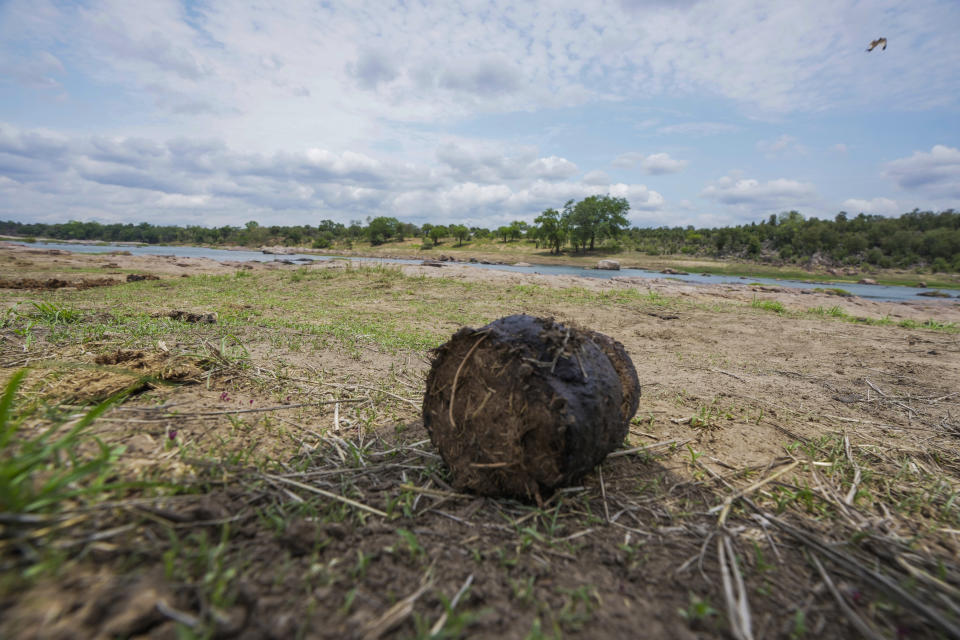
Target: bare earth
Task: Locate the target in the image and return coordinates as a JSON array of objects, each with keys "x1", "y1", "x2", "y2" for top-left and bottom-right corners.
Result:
[{"x1": 2, "y1": 243, "x2": 960, "y2": 639}]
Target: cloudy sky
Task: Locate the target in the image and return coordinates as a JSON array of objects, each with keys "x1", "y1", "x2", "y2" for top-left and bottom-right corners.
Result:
[{"x1": 1, "y1": 0, "x2": 958, "y2": 230}]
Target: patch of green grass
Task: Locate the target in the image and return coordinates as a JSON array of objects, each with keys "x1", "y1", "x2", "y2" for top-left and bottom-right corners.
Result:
[
  {"x1": 31, "y1": 301, "x2": 84, "y2": 325},
  {"x1": 0, "y1": 371, "x2": 149, "y2": 580},
  {"x1": 898, "y1": 318, "x2": 958, "y2": 330},
  {"x1": 555, "y1": 585, "x2": 598, "y2": 632},
  {"x1": 802, "y1": 304, "x2": 958, "y2": 332},
  {"x1": 394, "y1": 528, "x2": 426, "y2": 562},
  {"x1": 807, "y1": 305, "x2": 847, "y2": 318},
  {"x1": 0, "y1": 371, "x2": 125, "y2": 516},
  {"x1": 678, "y1": 592, "x2": 718, "y2": 627},
  {"x1": 162, "y1": 525, "x2": 242, "y2": 637},
  {"x1": 812, "y1": 287, "x2": 853, "y2": 297},
  {"x1": 751, "y1": 298, "x2": 786, "y2": 314}
]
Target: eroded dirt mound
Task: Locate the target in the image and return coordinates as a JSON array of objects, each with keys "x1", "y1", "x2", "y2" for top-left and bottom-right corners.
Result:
[
  {"x1": 0, "y1": 277, "x2": 119, "y2": 290},
  {"x1": 423, "y1": 314, "x2": 639, "y2": 501},
  {"x1": 49, "y1": 350, "x2": 204, "y2": 403},
  {"x1": 156, "y1": 309, "x2": 218, "y2": 323}
]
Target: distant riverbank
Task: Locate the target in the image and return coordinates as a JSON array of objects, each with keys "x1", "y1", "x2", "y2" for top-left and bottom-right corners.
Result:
[
  {"x1": 5, "y1": 239, "x2": 959, "y2": 304},
  {"x1": 3, "y1": 233, "x2": 959, "y2": 291}
]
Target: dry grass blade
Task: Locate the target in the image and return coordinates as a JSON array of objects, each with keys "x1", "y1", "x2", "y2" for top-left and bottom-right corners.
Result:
[
  {"x1": 718, "y1": 535, "x2": 754, "y2": 640},
  {"x1": 447, "y1": 332, "x2": 489, "y2": 431},
  {"x1": 709, "y1": 367, "x2": 747, "y2": 382},
  {"x1": 607, "y1": 438, "x2": 691, "y2": 458},
  {"x1": 599, "y1": 463, "x2": 610, "y2": 523},
  {"x1": 263, "y1": 473, "x2": 388, "y2": 517},
  {"x1": 156, "y1": 599, "x2": 201, "y2": 629},
  {"x1": 896, "y1": 556, "x2": 960, "y2": 601},
  {"x1": 361, "y1": 572, "x2": 434, "y2": 640},
  {"x1": 765, "y1": 511, "x2": 960, "y2": 639},
  {"x1": 397, "y1": 483, "x2": 470, "y2": 500},
  {"x1": 709, "y1": 460, "x2": 799, "y2": 527},
  {"x1": 165, "y1": 397, "x2": 369, "y2": 417},
  {"x1": 811, "y1": 555, "x2": 886, "y2": 640},
  {"x1": 843, "y1": 434, "x2": 862, "y2": 506},
  {"x1": 429, "y1": 573, "x2": 474, "y2": 637}
]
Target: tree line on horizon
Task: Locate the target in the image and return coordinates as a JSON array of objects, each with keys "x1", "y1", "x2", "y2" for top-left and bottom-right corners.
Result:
[{"x1": 1, "y1": 202, "x2": 958, "y2": 272}]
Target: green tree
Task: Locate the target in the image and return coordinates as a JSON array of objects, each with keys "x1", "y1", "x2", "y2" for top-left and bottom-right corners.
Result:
[
  {"x1": 496, "y1": 225, "x2": 511, "y2": 242},
  {"x1": 534, "y1": 208, "x2": 565, "y2": 254},
  {"x1": 562, "y1": 195, "x2": 629, "y2": 252},
  {"x1": 429, "y1": 225, "x2": 447, "y2": 246},
  {"x1": 367, "y1": 216, "x2": 400, "y2": 245},
  {"x1": 313, "y1": 231, "x2": 334, "y2": 249},
  {"x1": 597, "y1": 196, "x2": 630, "y2": 247},
  {"x1": 508, "y1": 221, "x2": 528, "y2": 241},
  {"x1": 449, "y1": 224, "x2": 470, "y2": 246}
]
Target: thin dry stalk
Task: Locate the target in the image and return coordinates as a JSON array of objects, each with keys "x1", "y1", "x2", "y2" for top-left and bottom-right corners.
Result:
[
  {"x1": 896, "y1": 556, "x2": 960, "y2": 601},
  {"x1": 764, "y1": 511, "x2": 960, "y2": 639},
  {"x1": 397, "y1": 483, "x2": 470, "y2": 501},
  {"x1": 156, "y1": 600, "x2": 201, "y2": 629},
  {"x1": 598, "y1": 464, "x2": 610, "y2": 523},
  {"x1": 710, "y1": 460, "x2": 799, "y2": 527},
  {"x1": 843, "y1": 434, "x2": 862, "y2": 506},
  {"x1": 864, "y1": 378, "x2": 887, "y2": 398},
  {"x1": 448, "y1": 332, "x2": 489, "y2": 431},
  {"x1": 709, "y1": 367, "x2": 747, "y2": 383},
  {"x1": 361, "y1": 576, "x2": 434, "y2": 640},
  {"x1": 607, "y1": 438, "x2": 691, "y2": 458},
  {"x1": 429, "y1": 574, "x2": 474, "y2": 637},
  {"x1": 263, "y1": 473, "x2": 387, "y2": 517},
  {"x1": 811, "y1": 555, "x2": 885, "y2": 640},
  {"x1": 719, "y1": 535, "x2": 754, "y2": 640},
  {"x1": 161, "y1": 397, "x2": 368, "y2": 418}
]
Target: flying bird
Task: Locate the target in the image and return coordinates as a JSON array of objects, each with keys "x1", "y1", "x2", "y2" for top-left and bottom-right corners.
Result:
[{"x1": 866, "y1": 37, "x2": 887, "y2": 52}]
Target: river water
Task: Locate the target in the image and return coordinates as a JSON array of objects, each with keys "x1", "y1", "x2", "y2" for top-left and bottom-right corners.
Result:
[{"x1": 9, "y1": 240, "x2": 956, "y2": 304}]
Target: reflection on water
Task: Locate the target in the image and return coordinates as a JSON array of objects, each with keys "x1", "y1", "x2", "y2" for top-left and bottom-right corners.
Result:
[{"x1": 7, "y1": 240, "x2": 954, "y2": 304}]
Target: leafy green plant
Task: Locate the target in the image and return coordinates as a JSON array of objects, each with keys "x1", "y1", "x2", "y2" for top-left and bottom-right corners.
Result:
[
  {"x1": 0, "y1": 370, "x2": 126, "y2": 516},
  {"x1": 678, "y1": 593, "x2": 718, "y2": 625},
  {"x1": 162, "y1": 526, "x2": 240, "y2": 636},
  {"x1": 790, "y1": 609, "x2": 808, "y2": 638},
  {"x1": 556, "y1": 585, "x2": 597, "y2": 631},
  {"x1": 32, "y1": 301, "x2": 83, "y2": 325},
  {"x1": 12, "y1": 320, "x2": 36, "y2": 351},
  {"x1": 395, "y1": 528, "x2": 425, "y2": 561},
  {"x1": 1, "y1": 304, "x2": 21, "y2": 329},
  {"x1": 751, "y1": 298, "x2": 785, "y2": 314}
]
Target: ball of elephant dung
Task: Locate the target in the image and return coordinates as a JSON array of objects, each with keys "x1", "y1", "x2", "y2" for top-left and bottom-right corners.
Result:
[{"x1": 422, "y1": 314, "x2": 640, "y2": 501}]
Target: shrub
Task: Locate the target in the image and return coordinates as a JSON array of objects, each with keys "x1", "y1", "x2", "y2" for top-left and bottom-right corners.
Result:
[{"x1": 312, "y1": 232, "x2": 333, "y2": 249}]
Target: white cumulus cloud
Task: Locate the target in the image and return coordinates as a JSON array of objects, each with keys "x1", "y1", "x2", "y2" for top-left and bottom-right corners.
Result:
[
  {"x1": 611, "y1": 151, "x2": 686, "y2": 174},
  {"x1": 701, "y1": 172, "x2": 818, "y2": 211},
  {"x1": 642, "y1": 153, "x2": 687, "y2": 174},
  {"x1": 884, "y1": 145, "x2": 960, "y2": 198},
  {"x1": 0, "y1": 122, "x2": 664, "y2": 227},
  {"x1": 583, "y1": 170, "x2": 611, "y2": 185},
  {"x1": 841, "y1": 197, "x2": 900, "y2": 216}
]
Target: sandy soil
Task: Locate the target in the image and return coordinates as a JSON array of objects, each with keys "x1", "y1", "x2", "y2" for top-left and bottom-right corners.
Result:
[{"x1": 2, "y1": 242, "x2": 960, "y2": 639}]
